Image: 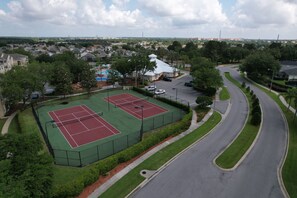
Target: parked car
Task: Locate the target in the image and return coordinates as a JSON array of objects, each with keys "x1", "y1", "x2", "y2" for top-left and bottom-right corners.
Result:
[
  {"x1": 184, "y1": 81, "x2": 193, "y2": 87},
  {"x1": 145, "y1": 85, "x2": 157, "y2": 91},
  {"x1": 162, "y1": 76, "x2": 172, "y2": 82},
  {"x1": 155, "y1": 89, "x2": 166, "y2": 95}
]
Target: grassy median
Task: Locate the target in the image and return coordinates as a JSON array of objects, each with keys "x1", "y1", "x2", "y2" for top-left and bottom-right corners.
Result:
[
  {"x1": 215, "y1": 72, "x2": 260, "y2": 169},
  {"x1": 219, "y1": 86, "x2": 230, "y2": 101},
  {"x1": 100, "y1": 112, "x2": 222, "y2": 198}
]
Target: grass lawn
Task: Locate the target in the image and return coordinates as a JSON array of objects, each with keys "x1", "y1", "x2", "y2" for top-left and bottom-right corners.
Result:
[
  {"x1": 100, "y1": 112, "x2": 222, "y2": 198},
  {"x1": 246, "y1": 80, "x2": 297, "y2": 197},
  {"x1": 219, "y1": 86, "x2": 231, "y2": 101},
  {"x1": 8, "y1": 116, "x2": 21, "y2": 134},
  {"x1": 215, "y1": 72, "x2": 260, "y2": 169}
]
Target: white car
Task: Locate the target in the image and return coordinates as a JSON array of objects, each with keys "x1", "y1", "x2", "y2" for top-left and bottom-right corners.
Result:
[
  {"x1": 155, "y1": 89, "x2": 166, "y2": 95},
  {"x1": 145, "y1": 85, "x2": 157, "y2": 91}
]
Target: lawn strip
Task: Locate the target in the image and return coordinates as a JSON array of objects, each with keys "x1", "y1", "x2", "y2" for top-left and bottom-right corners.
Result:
[
  {"x1": 219, "y1": 86, "x2": 230, "y2": 101},
  {"x1": 215, "y1": 72, "x2": 260, "y2": 169},
  {"x1": 100, "y1": 112, "x2": 222, "y2": 198}
]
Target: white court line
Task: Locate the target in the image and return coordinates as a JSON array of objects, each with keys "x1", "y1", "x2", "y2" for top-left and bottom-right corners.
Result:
[
  {"x1": 58, "y1": 109, "x2": 86, "y2": 119},
  {"x1": 72, "y1": 125, "x2": 106, "y2": 136},
  {"x1": 52, "y1": 111, "x2": 79, "y2": 147},
  {"x1": 71, "y1": 113, "x2": 89, "y2": 130},
  {"x1": 81, "y1": 105, "x2": 118, "y2": 135}
]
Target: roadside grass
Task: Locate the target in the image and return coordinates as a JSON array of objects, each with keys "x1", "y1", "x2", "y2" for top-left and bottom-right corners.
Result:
[
  {"x1": 219, "y1": 86, "x2": 230, "y2": 101},
  {"x1": 246, "y1": 81, "x2": 297, "y2": 197},
  {"x1": 215, "y1": 72, "x2": 260, "y2": 169},
  {"x1": 100, "y1": 112, "x2": 222, "y2": 198},
  {"x1": 0, "y1": 118, "x2": 6, "y2": 133}
]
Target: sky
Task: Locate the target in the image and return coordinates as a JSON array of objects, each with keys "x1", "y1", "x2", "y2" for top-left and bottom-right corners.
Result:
[{"x1": 0, "y1": 0, "x2": 296, "y2": 39}]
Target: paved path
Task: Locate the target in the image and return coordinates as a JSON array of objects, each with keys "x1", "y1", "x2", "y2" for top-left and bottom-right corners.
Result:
[
  {"x1": 1, "y1": 110, "x2": 18, "y2": 135},
  {"x1": 130, "y1": 67, "x2": 288, "y2": 198}
]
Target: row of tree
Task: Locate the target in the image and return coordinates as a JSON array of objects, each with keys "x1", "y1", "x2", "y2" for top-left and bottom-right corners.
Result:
[{"x1": 0, "y1": 60, "x2": 97, "y2": 111}]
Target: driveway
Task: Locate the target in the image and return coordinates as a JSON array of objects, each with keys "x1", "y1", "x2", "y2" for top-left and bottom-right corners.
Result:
[{"x1": 131, "y1": 66, "x2": 287, "y2": 198}]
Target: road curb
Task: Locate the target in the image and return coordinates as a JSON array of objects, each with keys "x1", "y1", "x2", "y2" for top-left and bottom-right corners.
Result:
[{"x1": 126, "y1": 109, "x2": 226, "y2": 198}]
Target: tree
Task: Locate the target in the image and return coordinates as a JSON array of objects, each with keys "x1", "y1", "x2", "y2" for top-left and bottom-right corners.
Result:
[
  {"x1": 50, "y1": 63, "x2": 72, "y2": 97},
  {"x1": 36, "y1": 54, "x2": 54, "y2": 63},
  {"x1": 107, "y1": 69, "x2": 120, "y2": 86},
  {"x1": 195, "y1": 96, "x2": 213, "y2": 109},
  {"x1": 251, "y1": 111, "x2": 261, "y2": 125},
  {"x1": 240, "y1": 51, "x2": 281, "y2": 82},
  {"x1": 167, "y1": 41, "x2": 182, "y2": 52},
  {"x1": 80, "y1": 65, "x2": 97, "y2": 94},
  {"x1": 0, "y1": 133, "x2": 53, "y2": 197},
  {"x1": 111, "y1": 57, "x2": 134, "y2": 85},
  {"x1": 192, "y1": 67, "x2": 223, "y2": 90},
  {"x1": 131, "y1": 55, "x2": 156, "y2": 85}
]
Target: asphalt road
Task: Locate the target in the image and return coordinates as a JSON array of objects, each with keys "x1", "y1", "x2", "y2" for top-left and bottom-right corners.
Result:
[{"x1": 131, "y1": 67, "x2": 287, "y2": 198}]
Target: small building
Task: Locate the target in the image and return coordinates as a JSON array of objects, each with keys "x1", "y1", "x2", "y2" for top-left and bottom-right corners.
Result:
[{"x1": 143, "y1": 54, "x2": 179, "y2": 81}]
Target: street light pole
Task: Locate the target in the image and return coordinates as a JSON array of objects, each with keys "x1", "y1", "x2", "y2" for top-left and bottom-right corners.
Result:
[
  {"x1": 269, "y1": 70, "x2": 275, "y2": 92},
  {"x1": 107, "y1": 88, "x2": 110, "y2": 111},
  {"x1": 172, "y1": 88, "x2": 178, "y2": 102},
  {"x1": 135, "y1": 105, "x2": 144, "y2": 141}
]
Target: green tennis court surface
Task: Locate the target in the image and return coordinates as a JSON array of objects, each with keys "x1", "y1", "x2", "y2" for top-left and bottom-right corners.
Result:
[{"x1": 34, "y1": 89, "x2": 185, "y2": 166}]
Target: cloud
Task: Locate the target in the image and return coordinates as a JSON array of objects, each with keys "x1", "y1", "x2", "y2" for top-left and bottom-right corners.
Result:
[
  {"x1": 232, "y1": 0, "x2": 297, "y2": 28},
  {"x1": 138, "y1": 0, "x2": 229, "y2": 27}
]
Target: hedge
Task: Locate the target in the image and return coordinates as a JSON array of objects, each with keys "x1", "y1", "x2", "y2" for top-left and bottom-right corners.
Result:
[
  {"x1": 132, "y1": 86, "x2": 190, "y2": 113},
  {"x1": 51, "y1": 110, "x2": 192, "y2": 197}
]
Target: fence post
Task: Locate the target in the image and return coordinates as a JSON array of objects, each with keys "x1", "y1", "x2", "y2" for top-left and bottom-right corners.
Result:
[
  {"x1": 79, "y1": 151, "x2": 82, "y2": 167},
  {"x1": 66, "y1": 151, "x2": 69, "y2": 166},
  {"x1": 153, "y1": 117, "x2": 155, "y2": 129},
  {"x1": 112, "y1": 140, "x2": 115, "y2": 154},
  {"x1": 97, "y1": 145, "x2": 100, "y2": 160},
  {"x1": 171, "y1": 112, "x2": 173, "y2": 122},
  {"x1": 126, "y1": 134, "x2": 129, "y2": 147}
]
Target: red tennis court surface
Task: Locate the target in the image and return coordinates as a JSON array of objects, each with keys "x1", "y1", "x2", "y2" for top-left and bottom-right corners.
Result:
[
  {"x1": 105, "y1": 93, "x2": 168, "y2": 119},
  {"x1": 48, "y1": 105, "x2": 120, "y2": 148}
]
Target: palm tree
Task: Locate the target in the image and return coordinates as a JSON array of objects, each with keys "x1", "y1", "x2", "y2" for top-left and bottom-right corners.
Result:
[{"x1": 285, "y1": 88, "x2": 297, "y2": 111}]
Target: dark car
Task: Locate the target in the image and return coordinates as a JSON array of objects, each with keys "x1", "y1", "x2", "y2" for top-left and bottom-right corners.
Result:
[
  {"x1": 162, "y1": 76, "x2": 172, "y2": 82},
  {"x1": 184, "y1": 82, "x2": 192, "y2": 87}
]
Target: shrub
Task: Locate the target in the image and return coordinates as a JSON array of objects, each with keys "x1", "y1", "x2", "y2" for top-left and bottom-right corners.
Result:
[
  {"x1": 196, "y1": 96, "x2": 213, "y2": 109},
  {"x1": 250, "y1": 90, "x2": 254, "y2": 96},
  {"x1": 251, "y1": 112, "x2": 261, "y2": 125},
  {"x1": 252, "y1": 98, "x2": 259, "y2": 107},
  {"x1": 252, "y1": 105, "x2": 261, "y2": 115},
  {"x1": 241, "y1": 81, "x2": 246, "y2": 88},
  {"x1": 246, "y1": 86, "x2": 250, "y2": 92}
]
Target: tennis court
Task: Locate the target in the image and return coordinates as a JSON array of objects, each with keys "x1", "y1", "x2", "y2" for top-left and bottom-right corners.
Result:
[
  {"x1": 106, "y1": 93, "x2": 168, "y2": 119},
  {"x1": 48, "y1": 105, "x2": 120, "y2": 148}
]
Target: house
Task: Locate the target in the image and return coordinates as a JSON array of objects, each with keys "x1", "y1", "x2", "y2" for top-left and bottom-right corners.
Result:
[
  {"x1": 80, "y1": 52, "x2": 96, "y2": 62},
  {"x1": 278, "y1": 63, "x2": 297, "y2": 81},
  {"x1": 143, "y1": 54, "x2": 179, "y2": 81},
  {"x1": 0, "y1": 53, "x2": 14, "y2": 74},
  {"x1": 0, "y1": 53, "x2": 29, "y2": 74}
]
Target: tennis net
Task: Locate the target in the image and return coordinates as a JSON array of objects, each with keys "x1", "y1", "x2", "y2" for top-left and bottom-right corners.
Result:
[
  {"x1": 114, "y1": 97, "x2": 148, "y2": 108},
  {"x1": 52, "y1": 112, "x2": 103, "y2": 128}
]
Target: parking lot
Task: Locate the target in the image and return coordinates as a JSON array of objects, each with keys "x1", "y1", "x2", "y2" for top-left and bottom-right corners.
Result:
[{"x1": 148, "y1": 73, "x2": 202, "y2": 107}]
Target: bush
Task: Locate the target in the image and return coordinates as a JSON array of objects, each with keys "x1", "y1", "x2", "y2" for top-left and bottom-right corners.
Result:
[
  {"x1": 251, "y1": 112, "x2": 261, "y2": 125},
  {"x1": 156, "y1": 97, "x2": 190, "y2": 113},
  {"x1": 246, "y1": 86, "x2": 250, "y2": 92},
  {"x1": 252, "y1": 105, "x2": 261, "y2": 115},
  {"x1": 132, "y1": 87, "x2": 154, "y2": 97},
  {"x1": 195, "y1": 96, "x2": 213, "y2": 109},
  {"x1": 250, "y1": 90, "x2": 254, "y2": 96},
  {"x1": 252, "y1": 98, "x2": 259, "y2": 106},
  {"x1": 241, "y1": 81, "x2": 246, "y2": 88}
]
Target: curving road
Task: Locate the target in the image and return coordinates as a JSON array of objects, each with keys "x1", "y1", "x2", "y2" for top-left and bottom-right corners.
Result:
[{"x1": 130, "y1": 67, "x2": 287, "y2": 198}]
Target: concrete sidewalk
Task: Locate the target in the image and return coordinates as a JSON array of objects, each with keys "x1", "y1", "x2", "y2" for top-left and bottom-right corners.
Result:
[
  {"x1": 88, "y1": 110, "x2": 206, "y2": 198},
  {"x1": 1, "y1": 110, "x2": 18, "y2": 135}
]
